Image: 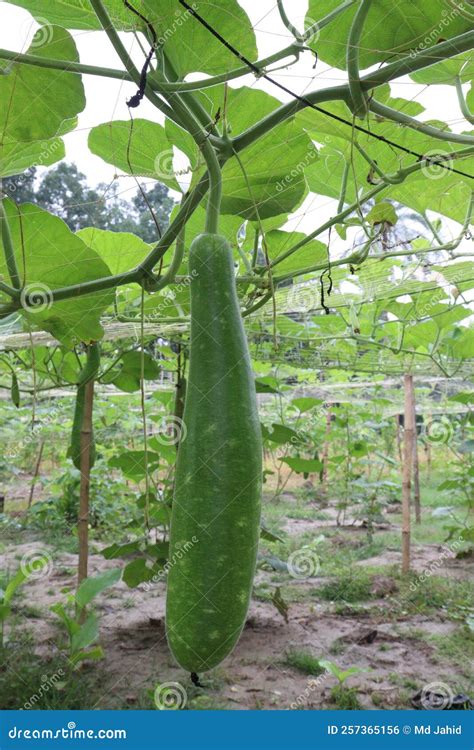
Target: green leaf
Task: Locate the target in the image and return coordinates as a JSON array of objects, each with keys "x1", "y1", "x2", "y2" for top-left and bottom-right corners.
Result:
[
  {"x1": 122, "y1": 558, "x2": 154, "y2": 588},
  {"x1": 10, "y1": 373, "x2": 20, "y2": 408},
  {"x1": 106, "y1": 351, "x2": 160, "y2": 392},
  {"x1": 0, "y1": 26, "x2": 84, "y2": 144},
  {"x1": 281, "y1": 457, "x2": 323, "y2": 474},
  {"x1": 307, "y1": 1, "x2": 472, "y2": 70},
  {"x1": 102, "y1": 541, "x2": 143, "y2": 559},
  {"x1": 411, "y1": 51, "x2": 474, "y2": 86},
  {"x1": 75, "y1": 568, "x2": 121, "y2": 609},
  {"x1": 260, "y1": 525, "x2": 284, "y2": 543},
  {"x1": 109, "y1": 450, "x2": 160, "y2": 480},
  {"x1": 5, "y1": 0, "x2": 132, "y2": 29},
  {"x1": 292, "y1": 397, "x2": 323, "y2": 413},
  {"x1": 77, "y1": 228, "x2": 151, "y2": 276},
  {"x1": 0, "y1": 201, "x2": 114, "y2": 344},
  {"x1": 366, "y1": 202, "x2": 398, "y2": 227},
  {"x1": 4, "y1": 555, "x2": 49, "y2": 605},
  {"x1": 88, "y1": 119, "x2": 181, "y2": 190},
  {"x1": 221, "y1": 121, "x2": 317, "y2": 220},
  {"x1": 143, "y1": 0, "x2": 257, "y2": 77},
  {"x1": 261, "y1": 423, "x2": 305, "y2": 445},
  {"x1": 70, "y1": 612, "x2": 99, "y2": 653},
  {"x1": 0, "y1": 138, "x2": 65, "y2": 179}
]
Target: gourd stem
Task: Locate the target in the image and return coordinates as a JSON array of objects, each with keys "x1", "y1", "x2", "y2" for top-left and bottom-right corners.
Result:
[
  {"x1": 89, "y1": 0, "x2": 181, "y2": 128},
  {"x1": 346, "y1": 0, "x2": 373, "y2": 118},
  {"x1": 354, "y1": 142, "x2": 405, "y2": 184},
  {"x1": 369, "y1": 99, "x2": 474, "y2": 145},
  {"x1": 162, "y1": 53, "x2": 220, "y2": 138},
  {"x1": 269, "y1": 146, "x2": 474, "y2": 270},
  {"x1": 0, "y1": 195, "x2": 21, "y2": 290},
  {"x1": 277, "y1": 0, "x2": 304, "y2": 42},
  {"x1": 337, "y1": 162, "x2": 350, "y2": 213},
  {"x1": 455, "y1": 76, "x2": 474, "y2": 125},
  {"x1": 0, "y1": 43, "x2": 301, "y2": 92},
  {"x1": 153, "y1": 55, "x2": 222, "y2": 234}
]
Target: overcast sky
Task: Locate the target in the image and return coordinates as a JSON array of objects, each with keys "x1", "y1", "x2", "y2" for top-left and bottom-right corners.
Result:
[{"x1": 0, "y1": 1, "x2": 469, "y2": 246}]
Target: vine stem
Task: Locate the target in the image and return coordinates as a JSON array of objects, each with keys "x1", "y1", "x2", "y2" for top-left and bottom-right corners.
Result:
[
  {"x1": 369, "y1": 99, "x2": 474, "y2": 145},
  {"x1": 455, "y1": 76, "x2": 474, "y2": 125},
  {"x1": 0, "y1": 195, "x2": 21, "y2": 289},
  {"x1": 346, "y1": 0, "x2": 373, "y2": 118},
  {"x1": 152, "y1": 54, "x2": 222, "y2": 233},
  {"x1": 0, "y1": 43, "x2": 302, "y2": 92}
]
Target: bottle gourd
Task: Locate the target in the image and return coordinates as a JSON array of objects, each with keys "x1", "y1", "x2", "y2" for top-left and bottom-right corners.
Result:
[{"x1": 166, "y1": 233, "x2": 262, "y2": 673}]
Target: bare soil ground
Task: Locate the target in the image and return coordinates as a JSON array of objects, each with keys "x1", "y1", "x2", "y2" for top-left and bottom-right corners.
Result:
[{"x1": 2, "y1": 504, "x2": 472, "y2": 710}]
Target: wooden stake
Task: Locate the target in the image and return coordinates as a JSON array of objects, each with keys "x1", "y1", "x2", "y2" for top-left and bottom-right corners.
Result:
[
  {"x1": 77, "y1": 379, "x2": 95, "y2": 588},
  {"x1": 402, "y1": 374, "x2": 414, "y2": 574},
  {"x1": 411, "y1": 380, "x2": 421, "y2": 524},
  {"x1": 395, "y1": 414, "x2": 402, "y2": 462},
  {"x1": 27, "y1": 439, "x2": 45, "y2": 510},
  {"x1": 320, "y1": 408, "x2": 332, "y2": 494}
]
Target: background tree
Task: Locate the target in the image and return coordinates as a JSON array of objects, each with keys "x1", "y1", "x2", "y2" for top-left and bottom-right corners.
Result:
[{"x1": 3, "y1": 163, "x2": 174, "y2": 241}]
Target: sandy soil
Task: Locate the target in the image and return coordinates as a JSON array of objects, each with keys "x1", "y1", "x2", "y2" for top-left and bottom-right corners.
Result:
[{"x1": 2, "y1": 523, "x2": 472, "y2": 711}]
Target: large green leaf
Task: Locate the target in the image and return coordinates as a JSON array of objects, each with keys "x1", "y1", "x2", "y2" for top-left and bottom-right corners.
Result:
[
  {"x1": 306, "y1": 0, "x2": 472, "y2": 70},
  {"x1": 221, "y1": 120, "x2": 318, "y2": 220},
  {"x1": 0, "y1": 26, "x2": 85, "y2": 143},
  {"x1": 0, "y1": 138, "x2": 64, "y2": 179},
  {"x1": 0, "y1": 201, "x2": 114, "y2": 344},
  {"x1": 5, "y1": 0, "x2": 133, "y2": 30},
  {"x1": 77, "y1": 228, "x2": 151, "y2": 275},
  {"x1": 410, "y1": 51, "x2": 474, "y2": 85},
  {"x1": 88, "y1": 119, "x2": 181, "y2": 191},
  {"x1": 75, "y1": 568, "x2": 122, "y2": 609},
  {"x1": 144, "y1": 0, "x2": 257, "y2": 77}
]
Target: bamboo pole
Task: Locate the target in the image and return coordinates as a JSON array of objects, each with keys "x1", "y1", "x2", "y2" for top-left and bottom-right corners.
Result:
[
  {"x1": 402, "y1": 374, "x2": 414, "y2": 574},
  {"x1": 395, "y1": 414, "x2": 402, "y2": 461},
  {"x1": 27, "y1": 439, "x2": 45, "y2": 509},
  {"x1": 411, "y1": 381, "x2": 421, "y2": 524},
  {"x1": 320, "y1": 408, "x2": 332, "y2": 494},
  {"x1": 77, "y1": 380, "x2": 95, "y2": 588}
]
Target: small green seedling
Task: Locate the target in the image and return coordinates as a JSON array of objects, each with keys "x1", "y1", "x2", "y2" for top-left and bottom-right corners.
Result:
[
  {"x1": 0, "y1": 556, "x2": 49, "y2": 646},
  {"x1": 51, "y1": 567, "x2": 121, "y2": 668}
]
